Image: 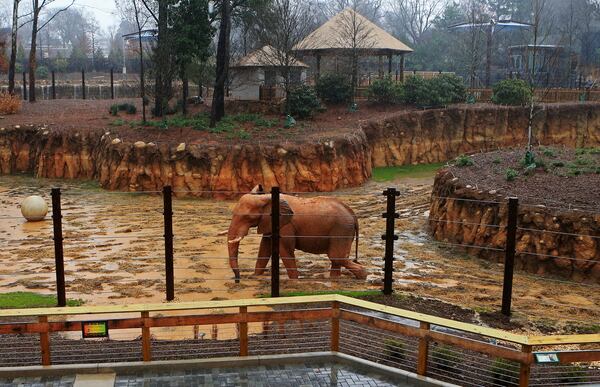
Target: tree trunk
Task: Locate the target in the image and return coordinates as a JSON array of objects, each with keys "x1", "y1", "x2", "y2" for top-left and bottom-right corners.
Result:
[
  {"x1": 8, "y1": 0, "x2": 19, "y2": 94},
  {"x1": 139, "y1": 31, "x2": 146, "y2": 123},
  {"x1": 29, "y1": 2, "x2": 39, "y2": 103},
  {"x1": 154, "y1": 0, "x2": 169, "y2": 117},
  {"x1": 210, "y1": 0, "x2": 231, "y2": 127},
  {"x1": 182, "y1": 66, "x2": 188, "y2": 116}
]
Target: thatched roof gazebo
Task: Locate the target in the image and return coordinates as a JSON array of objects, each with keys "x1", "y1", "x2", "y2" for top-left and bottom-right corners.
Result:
[{"x1": 293, "y1": 8, "x2": 413, "y2": 81}]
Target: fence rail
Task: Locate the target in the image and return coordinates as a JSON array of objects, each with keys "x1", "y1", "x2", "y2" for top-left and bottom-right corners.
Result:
[
  {"x1": 468, "y1": 88, "x2": 600, "y2": 103},
  {"x1": 0, "y1": 295, "x2": 597, "y2": 386}
]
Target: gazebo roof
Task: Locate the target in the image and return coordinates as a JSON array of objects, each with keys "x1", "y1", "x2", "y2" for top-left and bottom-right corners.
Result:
[
  {"x1": 232, "y1": 46, "x2": 309, "y2": 68},
  {"x1": 293, "y1": 8, "x2": 413, "y2": 55}
]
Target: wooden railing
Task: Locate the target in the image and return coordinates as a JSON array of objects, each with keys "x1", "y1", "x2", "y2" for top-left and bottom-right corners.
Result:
[{"x1": 0, "y1": 295, "x2": 598, "y2": 386}]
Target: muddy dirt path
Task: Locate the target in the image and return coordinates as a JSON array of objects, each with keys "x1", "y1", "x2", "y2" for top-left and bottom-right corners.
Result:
[{"x1": 0, "y1": 175, "x2": 598, "y2": 331}]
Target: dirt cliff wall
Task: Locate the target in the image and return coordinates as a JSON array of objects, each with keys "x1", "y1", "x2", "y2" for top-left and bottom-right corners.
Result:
[
  {"x1": 0, "y1": 126, "x2": 371, "y2": 197},
  {"x1": 363, "y1": 103, "x2": 600, "y2": 167},
  {"x1": 429, "y1": 170, "x2": 600, "y2": 283}
]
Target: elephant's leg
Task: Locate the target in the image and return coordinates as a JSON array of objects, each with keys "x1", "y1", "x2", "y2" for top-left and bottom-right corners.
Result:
[
  {"x1": 254, "y1": 236, "x2": 271, "y2": 276},
  {"x1": 328, "y1": 238, "x2": 367, "y2": 280},
  {"x1": 281, "y1": 250, "x2": 299, "y2": 279}
]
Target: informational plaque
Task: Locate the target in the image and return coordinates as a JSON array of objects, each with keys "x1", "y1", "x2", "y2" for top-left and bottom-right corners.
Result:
[{"x1": 82, "y1": 321, "x2": 109, "y2": 338}]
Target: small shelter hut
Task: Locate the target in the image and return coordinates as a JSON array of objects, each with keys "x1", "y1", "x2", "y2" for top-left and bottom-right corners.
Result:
[
  {"x1": 229, "y1": 45, "x2": 309, "y2": 101},
  {"x1": 293, "y1": 8, "x2": 412, "y2": 82}
]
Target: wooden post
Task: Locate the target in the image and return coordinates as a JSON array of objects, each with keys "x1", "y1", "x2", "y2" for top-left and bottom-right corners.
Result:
[
  {"x1": 141, "y1": 311, "x2": 151, "y2": 361},
  {"x1": 239, "y1": 306, "x2": 248, "y2": 356},
  {"x1": 388, "y1": 55, "x2": 393, "y2": 75},
  {"x1": 501, "y1": 198, "x2": 519, "y2": 316},
  {"x1": 378, "y1": 55, "x2": 383, "y2": 78},
  {"x1": 399, "y1": 54, "x2": 405, "y2": 82},
  {"x1": 417, "y1": 322, "x2": 430, "y2": 376},
  {"x1": 331, "y1": 301, "x2": 340, "y2": 352},
  {"x1": 382, "y1": 188, "x2": 399, "y2": 295},
  {"x1": 163, "y1": 186, "x2": 175, "y2": 301},
  {"x1": 39, "y1": 316, "x2": 51, "y2": 366},
  {"x1": 211, "y1": 324, "x2": 218, "y2": 340},
  {"x1": 51, "y1": 188, "x2": 66, "y2": 307},
  {"x1": 519, "y1": 345, "x2": 532, "y2": 387},
  {"x1": 81, "y1": 69, "x2": 86, "y2": 99},
  {"x1": 271, "y1": 187, "x2": 280, "y2": 298},
  {"x1": 51, "y1": 71, "x2": 56, "y2": 99},
  {"x1": 110, "y1": 68, "x2": 114, "y2": 99},
  {"x1": 22, "y1": 72, "x2": 27, "y2": 101}
]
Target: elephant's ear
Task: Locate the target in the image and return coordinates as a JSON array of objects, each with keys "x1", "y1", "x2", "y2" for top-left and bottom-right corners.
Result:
[
  {"x1": 257, "y1": 199, "x2": 294, "y2": 234},
  {"x1": 280, "y1": 199, "x2": 294, "y2": 226}
]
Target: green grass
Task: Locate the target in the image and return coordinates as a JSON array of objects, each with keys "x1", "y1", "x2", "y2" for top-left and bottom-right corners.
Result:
[
  {"x1": 0, "y1": 292, "x2": 83, "y2": 309},
  {"x1": 259, "y1": 290, "x2": 381, "y2": 298},
  {"x1": 372, "y1": 162, "x2": 445, "y2": 182}
]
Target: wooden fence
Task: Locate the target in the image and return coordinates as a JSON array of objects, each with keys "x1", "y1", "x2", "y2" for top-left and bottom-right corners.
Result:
[
  {"x1": 0, "y1": 295, "x2": 598, "y2": 386},
  {"x1": 468, "y1": 88, "x2": 600, "y2": 103}
]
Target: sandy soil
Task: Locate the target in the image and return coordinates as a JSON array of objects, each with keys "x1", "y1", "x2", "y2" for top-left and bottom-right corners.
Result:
[{"x1": 0, "y1": 174, "x2": 598, "y2": 334}]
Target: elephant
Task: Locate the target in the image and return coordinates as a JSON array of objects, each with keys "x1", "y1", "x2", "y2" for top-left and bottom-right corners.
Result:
[{"x1": 225, "y1": 185, "x2": 367, "y2": 281}]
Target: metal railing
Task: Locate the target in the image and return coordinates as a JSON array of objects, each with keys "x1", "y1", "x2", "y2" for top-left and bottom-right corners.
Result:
[{"x1": 0, "y1": 294, "x2": 597, "y2": 386}]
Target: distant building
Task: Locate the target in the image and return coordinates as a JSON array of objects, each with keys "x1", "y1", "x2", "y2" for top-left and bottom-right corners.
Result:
[
  {"x1": 508, "y1": 45, "x2": 578, "y2": 87},
  {"x1": 229, "y1": 46, "x2": 309, "y2": 101}
]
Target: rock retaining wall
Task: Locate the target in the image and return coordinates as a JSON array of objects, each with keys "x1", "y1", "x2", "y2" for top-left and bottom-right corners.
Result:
[
  {"x1": 0, "y1": 127, "x2": 371, "y2": 197},
  {"x1": 429, "y1": 170, "x2": 600, "y2": 283},
  {"x1": 364, "y1": 103, "x2": 600, "y2": 167},
  {"x1": 1, "y1": 103, "x2": 599, "y2": 196}
]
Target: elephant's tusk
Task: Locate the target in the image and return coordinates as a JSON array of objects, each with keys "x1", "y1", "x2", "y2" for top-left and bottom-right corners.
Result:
[
  {"x1": 228, "y1": 236, "x2": 243, "y2": 244},
  {"x1": 217, "y1": 230, "x2": 228, "y2": 236}
]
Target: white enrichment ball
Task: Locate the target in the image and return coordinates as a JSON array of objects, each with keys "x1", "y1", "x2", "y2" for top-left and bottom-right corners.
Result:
[{"x1": 20, "y1": 195, "x2": 48, "y2": 221}]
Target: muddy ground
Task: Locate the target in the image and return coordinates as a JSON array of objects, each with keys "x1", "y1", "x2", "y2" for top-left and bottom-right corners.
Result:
[{"x1": 0, "y1": 174, "x2": 598, "y2": 335}]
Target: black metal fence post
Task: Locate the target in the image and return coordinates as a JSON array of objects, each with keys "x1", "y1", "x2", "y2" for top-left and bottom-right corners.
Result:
[
  {"x1": 51, "y1": 71, "x2": 56, "y2": 99},
  {"x1": 22, "y1": 72, "x2": 27, "y2": 101},
  {"x1": 501, "y1": 197, "x2": 519, "y2": 316},
  {"x1": 271, "y1": 187, "x2": 280, "y2": 298},
  {"x1": 81, "y1": 69, "x2": 86, "y2": 100},
  {"x1": 110, "y1": 68, "x2": 114, "y2": 99},
  {"x1": 163, "y1": 186, "x2": 175, "y2": 301},
  {"x1": 51, "y1": 188, "x2": 66, "y2": 307},
  {"x1": 382, "y1": 188, "x2": 399, "y2": 295}
]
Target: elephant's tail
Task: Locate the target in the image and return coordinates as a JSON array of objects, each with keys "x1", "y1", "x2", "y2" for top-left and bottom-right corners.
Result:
[{"x1": 354, "y1": 219, "x2": 359, "y2": 264}]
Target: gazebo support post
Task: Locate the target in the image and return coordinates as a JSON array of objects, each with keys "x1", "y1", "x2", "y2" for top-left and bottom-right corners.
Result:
[
  {"x1": 388, "y1": 54, "x2": 392, "y2": 75},
  {"x1": 316, "y1": 54, "x2": 321, "y2": 80},
  {"x1": 399, "y1": 54, "x2": 405, "y2": 82},
  {"x1": 378, "y1": 55, "x2": 383, "y2": 78}
]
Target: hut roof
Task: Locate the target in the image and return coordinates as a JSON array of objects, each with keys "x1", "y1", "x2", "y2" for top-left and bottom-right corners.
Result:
[
  {"x1": 232, "y1": 46, "x2": 309, "y2": 68},
  {"x1": 293, "y1": 8, "x2": 413, "y2": 55}
]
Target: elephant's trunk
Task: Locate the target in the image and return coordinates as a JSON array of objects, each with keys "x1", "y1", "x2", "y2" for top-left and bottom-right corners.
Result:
[{"x1": 227, "y1": 223, "x2": 250, "y2": 283}]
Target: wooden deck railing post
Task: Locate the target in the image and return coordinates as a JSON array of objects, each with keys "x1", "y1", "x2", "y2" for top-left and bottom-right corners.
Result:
[
  {"x1": 331, "y1": 301, "x2": 340, "y2": 352},
  {"x1": 271, "y1": 187, "x2": 280, "y2": 298},
  {"x1": 382, "y1": 188, "x2": 399, "y2": 295},
  {"x1": 39, "y1": 316, "x2": 51, "y2": 366},
  {"x1": 163, "y1": 186, "x2": 175, "y2": 301},
  {"x1": 519, "y1": 345, "x2": 532, "y2": 387},
  {"x1": 239, "y1": 306, "x2": 248, "y2": 356},
  {"x1": 501, "y1": 197, "x2": 519, "y2": 316},
  {"x1": 51, "y1": 188, "x2": 66, "y2": 307},
  {"x1": 417, "y1": 321, "x2": 430, "y2": 376},
  {"x1": 141, "y1": 311, "x2": 151, "y2": 361}
]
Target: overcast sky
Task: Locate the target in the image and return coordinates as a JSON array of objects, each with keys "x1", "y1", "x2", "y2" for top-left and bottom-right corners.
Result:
[{"x1": 52, "y1": 0, "x2": 119, "y2": 30}]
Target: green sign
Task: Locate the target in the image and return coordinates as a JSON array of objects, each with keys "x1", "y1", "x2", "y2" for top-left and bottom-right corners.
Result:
[{"x1": 82, "y1": 321, "x2": 109, "y2": 338}]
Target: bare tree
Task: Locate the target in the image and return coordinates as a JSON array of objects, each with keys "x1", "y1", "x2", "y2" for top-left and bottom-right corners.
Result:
[
  {"x1": 87, "y1": 16, "x2": 100, "y2": 71},
  {"x1": 318, "y1": 0, "x2": 384, "y2": 23},
  {"x1": 387, "y1": 0, "x2": 444, "y2": 45},
  {"x1": 26, "y1": 0, "x2": 74, "y2": 102},
  {"x1": 256, "y1": 0, "x2": 315, "y2": 113},
  {"x1": 333, "y1": 2, "x2": 376, "y2": 103},
  {"x1": 8, "y1": 0, "x2": 21, "y2": 94}
]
